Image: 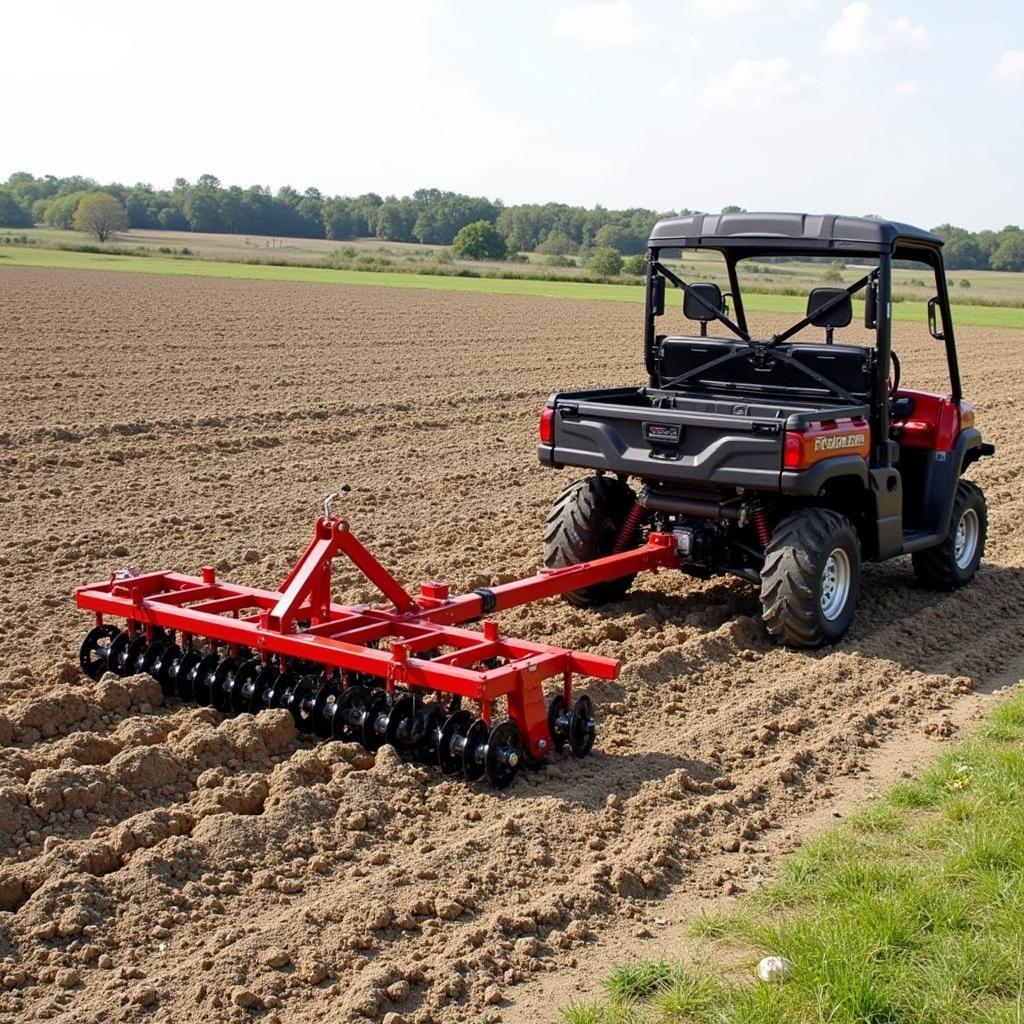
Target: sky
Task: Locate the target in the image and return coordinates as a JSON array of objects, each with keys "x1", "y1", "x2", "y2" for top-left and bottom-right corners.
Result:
[{"x1": 2, "y1": 0, "x2": 1022, "y2": 230}]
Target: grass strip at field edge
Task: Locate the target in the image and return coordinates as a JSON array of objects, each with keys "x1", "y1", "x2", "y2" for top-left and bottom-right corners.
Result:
[
  {"x1": 2, "y1": 246, "x2": 1022, "y2": 329},
  {"x1": 561, "y1": 683, "x2": 1024, "y2": 1024}
]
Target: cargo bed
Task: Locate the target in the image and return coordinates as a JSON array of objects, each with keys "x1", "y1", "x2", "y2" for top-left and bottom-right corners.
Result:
[{"x1": 537, "y1": 385, "x2": 869, "y2": 491}]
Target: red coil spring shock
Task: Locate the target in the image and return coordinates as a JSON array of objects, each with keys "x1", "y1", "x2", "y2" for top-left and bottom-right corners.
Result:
[
  {"x1": 752, "y1": 503, "x2": 772, "y2": 548},
  {"x1": 611, "y1": 501, "x2": 645, "y2": 553}
]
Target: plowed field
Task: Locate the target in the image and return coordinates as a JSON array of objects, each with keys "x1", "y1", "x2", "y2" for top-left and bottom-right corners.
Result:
[{"x1": 1, "y1": 267, "x2": 1021, "y2": 1024}]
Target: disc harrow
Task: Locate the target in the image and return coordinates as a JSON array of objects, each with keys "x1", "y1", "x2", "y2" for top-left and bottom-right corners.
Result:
[{"x1": 75, "y1": 508, "x2": 678, "y2": 788}]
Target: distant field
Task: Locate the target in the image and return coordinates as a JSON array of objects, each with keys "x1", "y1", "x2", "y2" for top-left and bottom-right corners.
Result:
[
  {"x1": 3, "y1": 244, "x2": 1023, "y2": 329},
  {"x1": 4, "y1": 225, "x2": 1024, "y2": 309},
  {"x1": 0, "y1": 226, "x2": 582, "y2": 277}
]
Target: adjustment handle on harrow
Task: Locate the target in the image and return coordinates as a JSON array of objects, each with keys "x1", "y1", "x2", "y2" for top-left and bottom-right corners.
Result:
[{"x1": 323, "y1": 484, "x2": 352, "y2": 521}]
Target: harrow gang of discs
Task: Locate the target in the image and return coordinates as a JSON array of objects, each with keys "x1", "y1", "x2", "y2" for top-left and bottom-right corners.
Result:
[{"x1": 75, "y1": 513, "x2": 679, "y2": 788}]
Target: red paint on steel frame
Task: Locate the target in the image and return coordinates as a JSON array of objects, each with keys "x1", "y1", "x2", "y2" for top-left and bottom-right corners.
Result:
[{"x1": 75, "y1": 517, "x2": 679, "y2": 758}]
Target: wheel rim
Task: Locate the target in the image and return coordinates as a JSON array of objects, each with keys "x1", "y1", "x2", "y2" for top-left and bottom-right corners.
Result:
[
  {"x1": 954, "y1": 508, "x2": 979, "y2": 570},
  {"x1": 820, "y1": 548, "x2": 851, "y2": 621}
]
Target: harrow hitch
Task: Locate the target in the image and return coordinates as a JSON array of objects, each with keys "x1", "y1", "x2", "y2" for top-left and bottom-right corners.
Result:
[{"x1": 75, "y1": 511, "x2": 679, "y2": 788}]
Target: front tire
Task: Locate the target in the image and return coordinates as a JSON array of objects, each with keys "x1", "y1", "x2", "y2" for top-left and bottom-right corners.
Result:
[
  {"x1": 760, "y1": 509, "x2": 861, "y2": 648},
  {"x1": 912, "y1": 480, "x2": 987, "y2": 589},
  {"x1": 543, "y1": 476, "x2": 639, "y2": 608}
]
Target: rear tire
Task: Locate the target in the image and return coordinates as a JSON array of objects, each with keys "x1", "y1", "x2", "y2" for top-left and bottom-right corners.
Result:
[
  {"x1": 912, "y1": 480, "x2": 987, "y2": 589},
  {"x1": 760, "y1": 508, "x2": 861, "y2": 648},
  {"x1": 543, "y1": 475, "x2": 639, "y2": 608}
]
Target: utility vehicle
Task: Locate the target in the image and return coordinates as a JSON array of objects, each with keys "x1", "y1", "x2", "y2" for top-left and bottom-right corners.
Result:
[{"x1": 540, "y1": 213, "x2": 994, "y2": 646}]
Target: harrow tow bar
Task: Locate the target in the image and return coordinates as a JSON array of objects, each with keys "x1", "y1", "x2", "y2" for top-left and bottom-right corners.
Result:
[{"x1": 74, "y1": 514, "x2": 679, "y2": 787}]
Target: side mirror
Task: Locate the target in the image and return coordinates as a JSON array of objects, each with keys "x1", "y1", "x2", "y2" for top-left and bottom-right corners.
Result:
[
  {"x1": 652, "y1": 275, "x2": 666, "y2": 317},
  {"x1": 864, "y1": 279, "x2": 877, "y2": 329},
  {"x1": 927, "y1": 296, "x2": 945, "y2": 340}
]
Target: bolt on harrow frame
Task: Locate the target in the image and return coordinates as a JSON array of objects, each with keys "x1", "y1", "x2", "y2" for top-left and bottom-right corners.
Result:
[{"x1": 75, "y1": 514, "x2": 679, "y2": 788}]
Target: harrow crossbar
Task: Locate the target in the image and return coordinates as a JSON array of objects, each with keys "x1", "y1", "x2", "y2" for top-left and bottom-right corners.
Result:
[{"x1": 74, "y1": 516, "x2": 679, "y2": 768}]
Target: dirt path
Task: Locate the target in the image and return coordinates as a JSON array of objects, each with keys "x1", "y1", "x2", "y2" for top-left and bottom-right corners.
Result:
[{"x1": 0, "y1": 267, "x2": 1021, "y2": 1024}]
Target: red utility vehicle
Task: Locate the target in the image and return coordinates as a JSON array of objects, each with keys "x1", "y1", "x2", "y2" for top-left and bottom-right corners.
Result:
[{"x1": 541, "y1": 213, "x2": 994, "y2": 646}]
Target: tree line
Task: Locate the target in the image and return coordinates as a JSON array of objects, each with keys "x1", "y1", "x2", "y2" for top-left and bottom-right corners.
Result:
[
  {"x1": 1, "y1": 171, "x2": 1021, "y2": 270},
  {"x1": 0, "y1": 172, "x2": 670, "y2": 257}
]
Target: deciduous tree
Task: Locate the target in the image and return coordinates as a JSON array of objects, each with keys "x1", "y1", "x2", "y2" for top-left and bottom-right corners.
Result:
[
  {"x1": 587, "y1": 246, "x2": 624, "y2": 276},
  {"x1": 0, "y1": 190, "x2": 32, "y2": 227},
  {"x1": 73, "y1": 191, "x2": 128, "y2": 241},
  {"x1": 452, "y1": 220, "x2": 507, "y2": 261},
  {"x1": 991, "y1": 231, "x2": 1024, "y2": 273}
]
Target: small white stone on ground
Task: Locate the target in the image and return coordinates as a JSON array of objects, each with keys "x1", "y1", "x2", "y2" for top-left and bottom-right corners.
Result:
[{"x1": 757, "y1": 956, "x2": 792, "y2": 983}]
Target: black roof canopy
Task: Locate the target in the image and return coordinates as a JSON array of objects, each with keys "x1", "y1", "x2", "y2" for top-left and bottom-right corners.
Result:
[{"x1": 649, "y1": 212, "x2": 942, "y2": 257}]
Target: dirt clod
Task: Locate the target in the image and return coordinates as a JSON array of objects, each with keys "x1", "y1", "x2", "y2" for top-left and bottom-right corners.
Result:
[
  {"x1": 130, "y1": 985, "x2": 159, "y2": 1006},
  {"x1": 262, "y1": 948, "x2": 291, "y2": 969},
  {"x1": 230, "y1": 987, "x2": 261, "y2": 1009}
]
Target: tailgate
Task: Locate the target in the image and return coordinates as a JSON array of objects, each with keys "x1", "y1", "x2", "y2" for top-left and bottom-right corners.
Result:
[{"x1": 540, "y1": 393, "x2": 785, "y2": 489}]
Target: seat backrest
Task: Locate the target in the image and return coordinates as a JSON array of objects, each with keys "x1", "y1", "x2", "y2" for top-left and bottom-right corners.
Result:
[
  {"x1": 784, "y1": 344, "x2": 872, "y2": 398},
  {"x1": 658, "y1": 337, "x2": 872, "y2": 399},
  {"x1": 806, "y1": 286, "x2": 853, "y2": 344},
  {"x1": 806, "y1": 287, "x2": 853, "y2": 329},
  {"x1": 659, "y1": 337, "x2": 737, "y2": 382}
]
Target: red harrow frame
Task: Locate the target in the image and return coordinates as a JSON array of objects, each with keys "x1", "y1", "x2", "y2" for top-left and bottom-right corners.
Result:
[{"x1": 76, "y1": 508, "x2": 679, "y2": 787}]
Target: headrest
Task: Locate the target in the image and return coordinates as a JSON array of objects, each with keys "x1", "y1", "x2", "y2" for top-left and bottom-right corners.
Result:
[
  {"x1": 683, "y1": 282, "x2": 725, "y2": 322},
  {"x1": 806, "y1": 287, "x2": 853, "y2": 330}
]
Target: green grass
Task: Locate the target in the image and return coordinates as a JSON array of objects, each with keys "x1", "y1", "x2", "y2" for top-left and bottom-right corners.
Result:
[
  {"x1": 2, "y1": 244, "x2": 1022, "y2": 329},
  {"x1": 560, "y1": 688, "x2": 1024, "y2": 1024},
  {"x1": 604, "y1": 961, "x2": 679, "y2": 1002}
]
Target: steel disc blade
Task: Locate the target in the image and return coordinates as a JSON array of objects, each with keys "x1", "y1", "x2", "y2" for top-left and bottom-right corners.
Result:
[
  {"x1": 79, "y1": 625, "x2": 120, "y2": 681},
  {"x1": 229, "y1": 658, "x2": 261, "y2": 714},
  {"x1": 311, "y1": 678, "x2": 340, "y2": 739},
  {"x1": 141, "y1": 639, "x2": 167, "y2": 678},
  {"x1": 334, "y1": 685, "x2": 368, "y2": 740},
  {"x1": 382, "y1": 695, "x2": 415, "y2": 751},
  {"x1": 266, "y1": 670, "x2": 297, "y2": 710},
  {"x1": 484, "y1": 720, "x2": 523, "y2": 790},
  {"x1": 249, "y1": 664, "x2": 279, "y2": 713},
  {"x1": 547, "y1": 694, "x2": 568, "y2": 754},
  {"x1": 173, "y1": 649, "x2": 202, "y2": 701},
  {"x1": 105, "y1": 630, "x2": 131, "y2": 677},
  {"x1": 568, "y1": 694, "x2": 596, "y2": 758},
  {"x1": 209, "y1": 657, "x2": 239, "y2": 712},
  {"x1": 125, "y1": 634, "x2": 150, "y2": 677},
  {"x1": 438, "y1": 709, "x2": 472, "y2": 774},
  {"x1": 412, "y1": 703, "x2": 444, "y2": 763},
  {"x1": 190, "y1": 654, "x2": 220, "y2": 707},
  {"x1": 361, "y1": 692, "x2": 390, "y2": 751},
  {"x1": 286, "y1": 675, "x2": 319, "y2": 732},
  {"x1": 144, "y1": 640, "x2": 180, "y2": 694},
  {"x1": 462, "y1": 718, "x2": 488, "y2": 781}
]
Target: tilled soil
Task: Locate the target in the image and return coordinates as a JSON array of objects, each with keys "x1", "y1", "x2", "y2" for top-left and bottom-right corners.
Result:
[{"x1": 0, "y1": 267, "x2": 1022, "y2": 1024}]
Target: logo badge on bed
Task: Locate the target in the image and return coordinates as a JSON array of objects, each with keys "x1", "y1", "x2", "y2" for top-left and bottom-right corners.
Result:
[{"x1": 644, "y1": 422, "x2": 682, "y2": 445}]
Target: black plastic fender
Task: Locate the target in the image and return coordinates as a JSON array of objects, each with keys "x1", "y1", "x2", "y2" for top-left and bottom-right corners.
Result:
[{"x1": 779, "y1": 455, "x2": 869, "y2": 496}]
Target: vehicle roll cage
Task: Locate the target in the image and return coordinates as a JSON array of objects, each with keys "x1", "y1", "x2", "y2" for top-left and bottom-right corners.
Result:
[
  {"x1": 649, "y1": 257, "x2": 879, "y2": 406},
  {"x1": 643, "y1": 242, "x2": 964, "y2": 467}
]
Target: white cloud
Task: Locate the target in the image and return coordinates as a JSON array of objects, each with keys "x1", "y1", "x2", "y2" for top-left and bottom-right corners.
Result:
[
  {"x1": 697, "y1": 57, "x2": 811, "y2": 111},
  {"x1": 824, "y1": 3, "x2": 929, "y2": 57},
  {"x1": 894, "y1": 79, "x2": 920, "y2": 97},
  {"x1": 687, "y1": 0, "x2": 815, "y2": 17},
  {"x1": 994, "y1": 49, "x2": 1024, "y2": 83},
  {"x1": 657, "y1": 75, "x2": 686, "y2": 101},
  {"x1": 550, "y1": 1, "x2": 653, "y2": 49}
]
